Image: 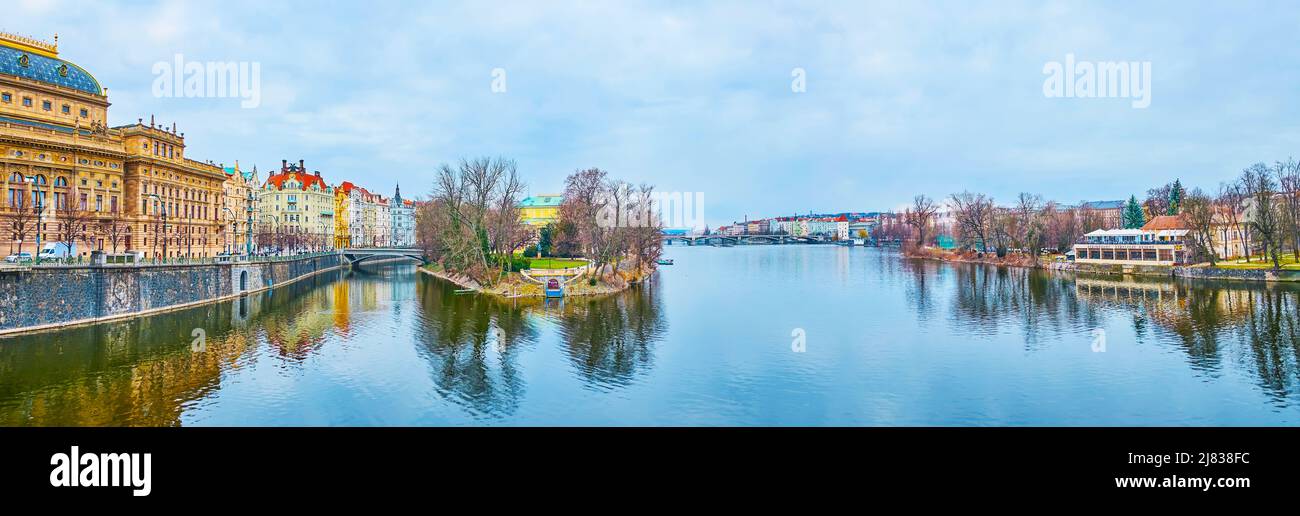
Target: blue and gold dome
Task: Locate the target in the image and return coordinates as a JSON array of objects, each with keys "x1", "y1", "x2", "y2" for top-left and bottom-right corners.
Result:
[{"x1": 0, "y1": 32, "x2": 102, "y2": 96}]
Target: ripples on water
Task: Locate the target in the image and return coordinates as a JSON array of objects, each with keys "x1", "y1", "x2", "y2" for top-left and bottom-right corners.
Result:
[{"x1": 1, "y1": 246, "x2": 1299, "y2": 426}]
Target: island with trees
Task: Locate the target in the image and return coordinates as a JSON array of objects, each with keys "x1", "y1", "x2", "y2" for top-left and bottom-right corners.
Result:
[{"x1": 414, "y1": 158, "x2": 664, "y2": 297}]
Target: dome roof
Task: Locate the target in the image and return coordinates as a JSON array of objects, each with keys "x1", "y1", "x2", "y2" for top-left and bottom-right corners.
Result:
[{"x1": 0, "y1": 40, "x2": 103, "y2": 96}]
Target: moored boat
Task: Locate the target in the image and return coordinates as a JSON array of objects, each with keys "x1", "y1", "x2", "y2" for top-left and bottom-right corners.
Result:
[{"x1": 544, "y1": 278, "x2": 564, "y2": 298}]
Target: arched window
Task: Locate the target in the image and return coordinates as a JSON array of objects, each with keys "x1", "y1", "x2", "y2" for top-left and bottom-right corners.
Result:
[
  {"x1": 33, "y1": 174, "x2": 47, "y2": 185},
  {"x1": 8, "y1": 173, "x2": 22, "y2": 183},
  {"x1": 54, "y1": 177, "x2": 68, "y2": 187}
]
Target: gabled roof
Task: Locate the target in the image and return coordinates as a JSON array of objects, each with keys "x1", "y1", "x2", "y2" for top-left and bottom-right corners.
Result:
[
  {"x1": 1141, "y1": 215, "x2": 1191, "y2": 231},
  {"x1": 265, "y1": 171, "x2": 328, "y2": 191}
]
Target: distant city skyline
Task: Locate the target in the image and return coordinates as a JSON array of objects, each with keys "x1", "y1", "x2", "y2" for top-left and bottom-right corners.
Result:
[{"x1": 11, "y1": 0, "x2": 1300, "y2": 227}]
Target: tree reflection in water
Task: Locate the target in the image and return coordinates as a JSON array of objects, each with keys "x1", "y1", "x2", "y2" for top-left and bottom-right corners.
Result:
[
  {"x1": 555, "y1": 281, "x2": 667, "y2": 391},
  {"x1": 412, "y1": 276, "x2": 667, "y2": 415},
  {"x1": 919, "y1": 260, "x2": 1300, "y2": 403},
  {"x1": 412, "y1": 279, "x2": 538, "y2": 418}
]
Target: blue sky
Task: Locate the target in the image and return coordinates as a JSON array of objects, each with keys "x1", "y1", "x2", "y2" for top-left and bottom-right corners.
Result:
[{"x1": 11, "y1": 0, "x2": 1300, "y2": 227}]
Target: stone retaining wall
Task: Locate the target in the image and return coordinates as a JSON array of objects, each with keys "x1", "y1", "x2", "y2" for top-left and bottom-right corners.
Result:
[
  {"x1": 1171, "y1": 266, "x2": 1300, "y2": 282},
  {"x1": 1072, "y1": 262, "x2": 1175, "y2": 277},
  {"x1": 0, "y1": 254, "x2": 342, "y2": 335}
]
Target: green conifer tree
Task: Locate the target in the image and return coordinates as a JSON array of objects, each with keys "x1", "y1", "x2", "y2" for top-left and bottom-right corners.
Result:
[
  {"x1": 1123, "y1": 196, "x2": 1146, "y2": 229},
  {"x1": 1168, "y1": 179, "x2": 1184, "y2": 215}
]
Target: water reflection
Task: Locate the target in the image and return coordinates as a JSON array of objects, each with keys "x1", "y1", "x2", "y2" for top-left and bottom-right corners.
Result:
[
  {"x1": 2, "y1": 249, "x2": 1299, "y2": 426},
  {"x1": 411, "y1": 280, "x2": 537, "y2": 418},
  {"x1": 410, "y1": 276, "x2": 667, "y2": 416},
  {"x1": 902, "y1": 257, "x2": 1300, "y2": 404},
  {"x1": 556, "y1": 282, "x2": 668, "y2": 391},
  {"x1": 0, "y1": 267, "x2": 416, "y2": 425}
]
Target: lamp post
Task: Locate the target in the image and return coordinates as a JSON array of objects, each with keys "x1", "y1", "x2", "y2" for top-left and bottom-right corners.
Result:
[
  {"x1": 25, "y1": 175, "x2": 45, "y2": 264},
  {"x1": 221, "y1": 207, "x2": 237, "y2": 256},
  {"x1": 146, "y1": 193, "x2": 167, "y2": 262},
  {"x1": 245, "y1": 193, "x2": 254, "y2": 256}
]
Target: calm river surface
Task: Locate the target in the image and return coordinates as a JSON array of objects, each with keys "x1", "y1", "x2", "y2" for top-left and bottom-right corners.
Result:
[{"x1": 3, "y1": 245, "x2": 1300, "y2": 426}]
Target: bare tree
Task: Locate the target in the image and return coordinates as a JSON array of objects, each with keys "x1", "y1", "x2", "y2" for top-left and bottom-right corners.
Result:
[
  {"x1": 415, "y1": 199, "x2": 449, "y2": 262},
  {"x1": 561, "y1": 168, "x2": 613, "y2": 272},
  {"x1": 1181, "y1": 188, "x2": 1217, "y2": 265},
  {"x1": 948, "y1": 191, "x2": 994, "y2": 251},
  {"x1": 4, "y1": 188, "x2": 40, "y2": 255},
  {"x1": 1242, "y1": 162, "x2": 1282, "y2": 270},
  {"x1": 1144, "y1": 183, "x2": 1172, "y2": 221},
  {"x1": 627, "y1": 183, "x2": 665, "y2": 277},
  {"x1": 487, "y1": 161, "x2": 528, "y2": 275},
  {"x1": 1217, "y1": 182, "x2": 1248, "y2": 261},
  {"x1": 430, "y1": 157, "x2": 524, "y2": 284},
  {"x1": 1013, "y1": 192, "x2": 1044, "y2": 255},
  {"x1": 1274, "y1": 157, "x2": 1300, "y2": 260},
  {"x1": 54, "y1": 188, "x2": 92, "y2": 261},
  {"x1": 903, "y1": 194, "x2": 937, "y2": 246}
]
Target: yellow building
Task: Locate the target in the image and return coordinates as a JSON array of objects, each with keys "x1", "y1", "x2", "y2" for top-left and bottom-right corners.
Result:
[
  {"x1": 119, "y1": 120, "x2": 227, "y2": 259},
  {"x1": 256, "y1": 159, "x2": 335, "y2": 252},
  {"x1": 333, "y1": 184, "x2": 350, "y2": 248},
  {"x1": 1, "y1": 32, "x2": 121, "y2": 257},
  {"x1": 221, "y1": 161, "x2": 259, "y2": 255},
  {"x1": 519, "y1": 193, "x2": 562, "y2": 227},
  {"x1": 1, "y1": 32, "x2": 229, "y2": 260}
]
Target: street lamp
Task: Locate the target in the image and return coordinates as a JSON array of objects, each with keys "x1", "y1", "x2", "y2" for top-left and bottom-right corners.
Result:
[
  {"x1": 221, "y1": 207, "x2": 238, "y2": 256},
  {"x1": 146, "y1": 193, "x2": 167, "y2": 262},
  {"x1": 244, "y1": 194, "x2": 254, "y2": 256},
  {"x1": 25, "y1": 175, "x2": 46, "y2": 264}
]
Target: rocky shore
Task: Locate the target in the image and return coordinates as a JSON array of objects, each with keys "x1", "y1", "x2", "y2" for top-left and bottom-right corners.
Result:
[{"x1": 418, "y1": 264, "x2": 635, "y2": 298}]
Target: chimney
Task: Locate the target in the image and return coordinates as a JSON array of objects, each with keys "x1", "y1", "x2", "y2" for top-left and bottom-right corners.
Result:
[
  {"x1": 315, "y1": 170, "x2": 321, "y2": 177},
  {"x1": 282, "y1": 159, "x2": 288, "y2": 171},
  {"x1": 299, "y1": 159, "x2": 305, "y2": 171}
]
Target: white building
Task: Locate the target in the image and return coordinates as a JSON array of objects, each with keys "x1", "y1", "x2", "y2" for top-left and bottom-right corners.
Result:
[{"x1": 391, "y1": 184, "x2": 415, "y2": 247}]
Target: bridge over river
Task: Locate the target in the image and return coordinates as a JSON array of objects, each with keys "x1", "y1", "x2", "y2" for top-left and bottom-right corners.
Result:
[
  {"x1": 340, "y1": 247, "x2": 426, "y2": 265},
  {"x1": 662, "y1": 234, "x2": 835, "y2": 246}
]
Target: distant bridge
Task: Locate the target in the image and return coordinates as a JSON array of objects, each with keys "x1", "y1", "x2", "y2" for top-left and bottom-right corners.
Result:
[
  {"x1": 662, "y1": 234, "x2": 833, "y2": 246},
  {"x1": 340, "y1": 247, "x2": 426, "y2": 265}
]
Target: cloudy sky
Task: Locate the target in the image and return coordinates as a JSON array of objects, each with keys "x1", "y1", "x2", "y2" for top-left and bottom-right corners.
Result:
[{"x1": 11, "y1": 0, "x2": 1300, "y2": 227}]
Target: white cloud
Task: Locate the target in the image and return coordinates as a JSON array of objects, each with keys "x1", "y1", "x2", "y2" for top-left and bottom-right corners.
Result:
[{"x1": 5, "y1": 0, "x2": 1299, "y2": 226}]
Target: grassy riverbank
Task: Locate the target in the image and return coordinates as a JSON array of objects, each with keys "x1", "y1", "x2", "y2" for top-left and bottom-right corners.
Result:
[{"x1": 1214, "y1": 254, "x2": 1300, "y2": 270}]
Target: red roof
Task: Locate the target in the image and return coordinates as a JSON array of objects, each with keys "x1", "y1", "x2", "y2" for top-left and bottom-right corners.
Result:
[
  {"x1": 1141, "y1": 215, "x2": 1191, "y2": 231},
  {"x1": 265, "y1": 171, "x2": 327, "y2": 191}
]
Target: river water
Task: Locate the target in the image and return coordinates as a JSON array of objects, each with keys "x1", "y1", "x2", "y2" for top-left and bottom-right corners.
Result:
[{"x1": 2, "y1": 245, "x2": 1298, "y2": 425}]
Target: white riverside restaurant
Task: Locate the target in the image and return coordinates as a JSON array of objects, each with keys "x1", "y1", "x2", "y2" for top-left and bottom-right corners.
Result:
[{"x1": 1072, "y1": 215, "x2": 1191, "y2": 266}]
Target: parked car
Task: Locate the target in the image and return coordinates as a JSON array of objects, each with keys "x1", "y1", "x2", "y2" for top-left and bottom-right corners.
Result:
[{"x1": 4, "y1": 252, "x2": 33, "y2": 263}]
